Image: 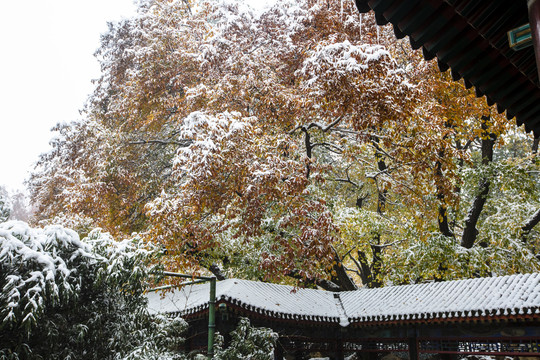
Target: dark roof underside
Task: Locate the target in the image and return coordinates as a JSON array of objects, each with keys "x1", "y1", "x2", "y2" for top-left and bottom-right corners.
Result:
[{"x1": 355, "y1": 0, "x2": 540, "y2": 137}]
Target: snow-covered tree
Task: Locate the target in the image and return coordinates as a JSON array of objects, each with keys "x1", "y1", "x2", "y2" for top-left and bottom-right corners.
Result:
[
  {"x1": 28, "y1": 0, "x2": 540, "y2": 289},
  {"x1": 0, "y1": 221, "x2": 183, "y2": 360},
  {"x1": 0, "y1": 187, "x2": 10, "y2": 223}
]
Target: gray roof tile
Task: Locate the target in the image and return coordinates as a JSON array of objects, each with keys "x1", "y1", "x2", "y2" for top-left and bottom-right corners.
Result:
[{"x1": 147, "y1": 273, "x2": 540, "y2": 327}]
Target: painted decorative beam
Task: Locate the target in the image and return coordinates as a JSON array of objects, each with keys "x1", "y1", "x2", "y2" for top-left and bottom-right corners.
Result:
[{"x1": 508, "y1": 24, "x2": 532, "y2": 50}]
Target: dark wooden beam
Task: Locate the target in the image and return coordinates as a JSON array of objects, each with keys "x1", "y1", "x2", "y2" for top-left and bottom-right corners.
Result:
[{"x1": 528, "y1": 0, "x2": 540, "y2": 83}]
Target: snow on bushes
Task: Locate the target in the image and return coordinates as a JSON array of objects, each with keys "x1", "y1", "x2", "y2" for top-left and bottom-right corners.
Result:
[
  {"x1": 0, "y1": 222, "x2": 279, "y2": 360},
  {"x1": 0, "y1": 221, "x2": 91, "y2": 332},
  {"x1": 214, "y1": 317, "x2": 278, "y2": 360},
  {"x1": 0, "y1": 221, "x2": 174, "y2": 360},
  {"x1": 0, "y1": 189, "x2": 10, "y2": 223}
]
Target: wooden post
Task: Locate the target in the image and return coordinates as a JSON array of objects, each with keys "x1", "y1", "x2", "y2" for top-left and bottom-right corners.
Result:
[
  {"x1": 274, "y1": 339, "x2": 284, "y2": 360},
  {"x1": 208, "y1": 277, "x2": 216, "y2": 359},
  {"x1": 408, "y1": 337, "x2": 418, "y2": 360},
  {"x1": 528, "y1": 0, "x2": 540, "y2": 82}
]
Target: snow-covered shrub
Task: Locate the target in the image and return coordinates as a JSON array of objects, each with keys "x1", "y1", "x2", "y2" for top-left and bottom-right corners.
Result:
[
  {"x1": 0, "y1": 221, "x2": 179, "y2": 360},
  {"x1": 119, "y1": 314, "x2": 188, "y2": 360},
  {"x1": 0, "y1": 188, "x2": 10, "y2": 223},
  {"x1": 214, "y1": 317, "x2": 278, "y2": 360}
]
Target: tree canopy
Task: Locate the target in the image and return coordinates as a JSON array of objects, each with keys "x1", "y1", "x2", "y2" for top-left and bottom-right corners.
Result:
[{"x1": 28, "y1": 0, "x2": 540, "y2": 290}]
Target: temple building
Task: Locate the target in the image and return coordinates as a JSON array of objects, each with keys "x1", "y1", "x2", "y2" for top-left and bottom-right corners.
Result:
[{"x1": 148, "y1": 273, "x2": 540, "y2": 359}]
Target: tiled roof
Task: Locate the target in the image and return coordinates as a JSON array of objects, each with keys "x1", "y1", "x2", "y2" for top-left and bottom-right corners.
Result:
[
  {"x1": 148, "y1": 273, "x2": 540, "y2": 327},
  {"x1": 147, "y1": 278, "x2": 345, "y2": 325},
  {"x1": 354, "y1": 0, "x2": 540, "y2": 136},
  {"x1": 341, "y1": 272, "x2": 540, "y2": 324}
]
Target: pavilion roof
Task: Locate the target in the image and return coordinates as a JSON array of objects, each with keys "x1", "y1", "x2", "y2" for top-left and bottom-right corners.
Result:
[
  {"x1": 148, "y1": 273, "x2": 540, "y2": 327},
  {"x1": 354, "y1": 0, "x2": 540, "y2": 136},
  {"x1": 341, "y1": 272, "x2": 540, "y2": 325},
  {"x1": 147, "y1": 277, "x2": 346, "y2": 325}
]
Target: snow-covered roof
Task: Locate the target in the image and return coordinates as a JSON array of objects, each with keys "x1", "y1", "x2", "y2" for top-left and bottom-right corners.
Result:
[
  {"x1": 147, "y1": 278, "x2": 344, "y2": 324},
  {"x1": 147, "y1": 273, "x2": 540, "y2": 327},
  {"x1": 341, "y1": 272, "x2": 540, "y2": 324}
]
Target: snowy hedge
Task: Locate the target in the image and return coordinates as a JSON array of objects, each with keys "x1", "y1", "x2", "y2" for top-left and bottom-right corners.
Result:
[
  {"x1": 0, "y1": 221, "x2": 280, "y2": 359},
  {"x1": 0, "y1": 221, "x2": 183, "y2": 360}
]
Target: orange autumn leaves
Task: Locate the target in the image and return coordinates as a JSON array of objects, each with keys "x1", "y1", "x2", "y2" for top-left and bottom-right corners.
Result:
[
  {"x1": 146, "y1": 112, "x2": 337, "y2": 278},
  {"x1": 28, "y1": 0, "x2": 526, "y2": 286}
]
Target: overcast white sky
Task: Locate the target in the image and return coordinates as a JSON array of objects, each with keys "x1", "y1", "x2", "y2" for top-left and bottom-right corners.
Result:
[
  {"x1": 0, "y1": 0, "x2": 271, "y2": 194},
  {"x1": 0, "y1": 0, "x2": 137, "y2": 192}
]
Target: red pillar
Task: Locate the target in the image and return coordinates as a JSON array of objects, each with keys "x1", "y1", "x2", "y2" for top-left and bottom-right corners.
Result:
[{"x1": 529, "y1": 0, "x2": 540, "y2": 83}]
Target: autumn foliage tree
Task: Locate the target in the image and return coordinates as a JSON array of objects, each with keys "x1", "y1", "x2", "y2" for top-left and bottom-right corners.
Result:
[{"x1": 29, "y1": 0, "x2": 540, "y2": 289}]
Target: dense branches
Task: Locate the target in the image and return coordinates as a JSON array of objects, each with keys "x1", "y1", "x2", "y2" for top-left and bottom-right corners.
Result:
[{"x1": 28, "y1": 0, "x2": 540, "y2": 289}]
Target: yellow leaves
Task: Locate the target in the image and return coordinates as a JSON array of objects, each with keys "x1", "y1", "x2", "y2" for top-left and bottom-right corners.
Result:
[{"x1": 32, "y1": 0, "x2": 540, "y2": 286}]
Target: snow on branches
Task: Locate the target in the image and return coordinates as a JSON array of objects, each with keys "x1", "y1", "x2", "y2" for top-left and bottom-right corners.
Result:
[
  {"x1": 147, "y1": 111, "x2": 336, "y2": 279},
  {"x1": 0, "y1": 221, "x2": 155, "y2": 339},
  {"x1": 0, "y1": 222, "x2": 91, "y2": 331}
]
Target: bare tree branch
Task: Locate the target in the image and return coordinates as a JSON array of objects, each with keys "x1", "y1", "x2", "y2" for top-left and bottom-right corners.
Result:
[
  {"x1": 289, "y1": 116, "x2": 344, "y2": 135},
  {"x1": 311, "y1": 142, "x2": 343, "y2": 153},
  {"x1": 128, "y1": 139, "x2": 193, "y2": 147}
]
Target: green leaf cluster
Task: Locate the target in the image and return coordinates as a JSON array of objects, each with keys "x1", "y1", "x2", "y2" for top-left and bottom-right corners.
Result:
[{"x1": 214, "y1": 317, "x2": 278, "y2": 360}]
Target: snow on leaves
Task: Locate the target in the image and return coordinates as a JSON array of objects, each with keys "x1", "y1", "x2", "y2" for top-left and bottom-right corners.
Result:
[
  {"x1": 0, "y1": 222, "x2": 91, "y2": 331},
  {"x1": 301, "y1": 41, "x2": 391, "y2": 80},
  {"x1": 147, "y1": 111, "x2": 336, "y2": 279},
  {"x1": 28, "y1": 0, "x2": 540, "y2": 288},
  {"x1": 299, "y1": 37, "x2": 416, "y2": 130},
  {"x1": 0, "y1": 221, "x2": 155, "y2": 335}
]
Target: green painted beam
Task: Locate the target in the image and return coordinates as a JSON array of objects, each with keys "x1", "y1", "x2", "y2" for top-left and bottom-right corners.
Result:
[{"x1": 508, "y1": 23, "x2": 532, "y2": 50}]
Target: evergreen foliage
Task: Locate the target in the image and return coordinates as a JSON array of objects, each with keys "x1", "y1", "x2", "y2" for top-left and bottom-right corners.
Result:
[
  {"x1": 0, "y1": 188, "x2": 11, "y2": 223},
  {"x1": 0, "y1": 221, "x2": 182, "y2": 360},
  {"x1": 214, "y1": 318, "x2": 278, "y2": 360}
]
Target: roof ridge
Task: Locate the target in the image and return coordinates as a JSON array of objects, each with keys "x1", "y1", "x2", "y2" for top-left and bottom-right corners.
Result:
[{"x1": 333, "y1": 293, "x2": 350, "y2": 327}]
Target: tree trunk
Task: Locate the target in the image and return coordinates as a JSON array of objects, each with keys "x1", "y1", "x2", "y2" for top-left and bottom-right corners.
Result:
[
  {"x1": 434, "y1": 139, "x2": 454, "y2": 238},
  {"x1": 357, "y1": 250, "x2": 373, "y2": 286},
  {"x1": 369, "y1": 243, "x2": 383, "y2": 288},
  {"x1": 355, "y1": 137, "x2": 387, "y2": 288},
  {"x1": 461, "y1": 116, "x2": 496, "y2": 249},
  {"x1": 331, "y1": 255, "x2": 358, "y2": 291},
  {"x1": 356, "y1": 244, "x2": 383, "y2": 288},
  {"x1": 209, "y1": 263, "x2": 227, "y2": 280},
  {"x1": 522, "y1": 208, "x2": 540, "y2": 242},
  {"x1": 435, "y1": 160, "x2": 454, "y2": 238},
  {"x1": 302, "y1": 126, "x2": 313, "y2": 178}
]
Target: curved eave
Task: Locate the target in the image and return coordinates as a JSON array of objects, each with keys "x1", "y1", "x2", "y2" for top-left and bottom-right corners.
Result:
[
  {"x1": 355, "y1": 0, "x2": 540, "y2": 137},
  {"x1": 348, "y1": 309, "x2": 540, "y2": 327},
  {"x1": 179, "y1": 297, "x2": 341, "y2": 326}
]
